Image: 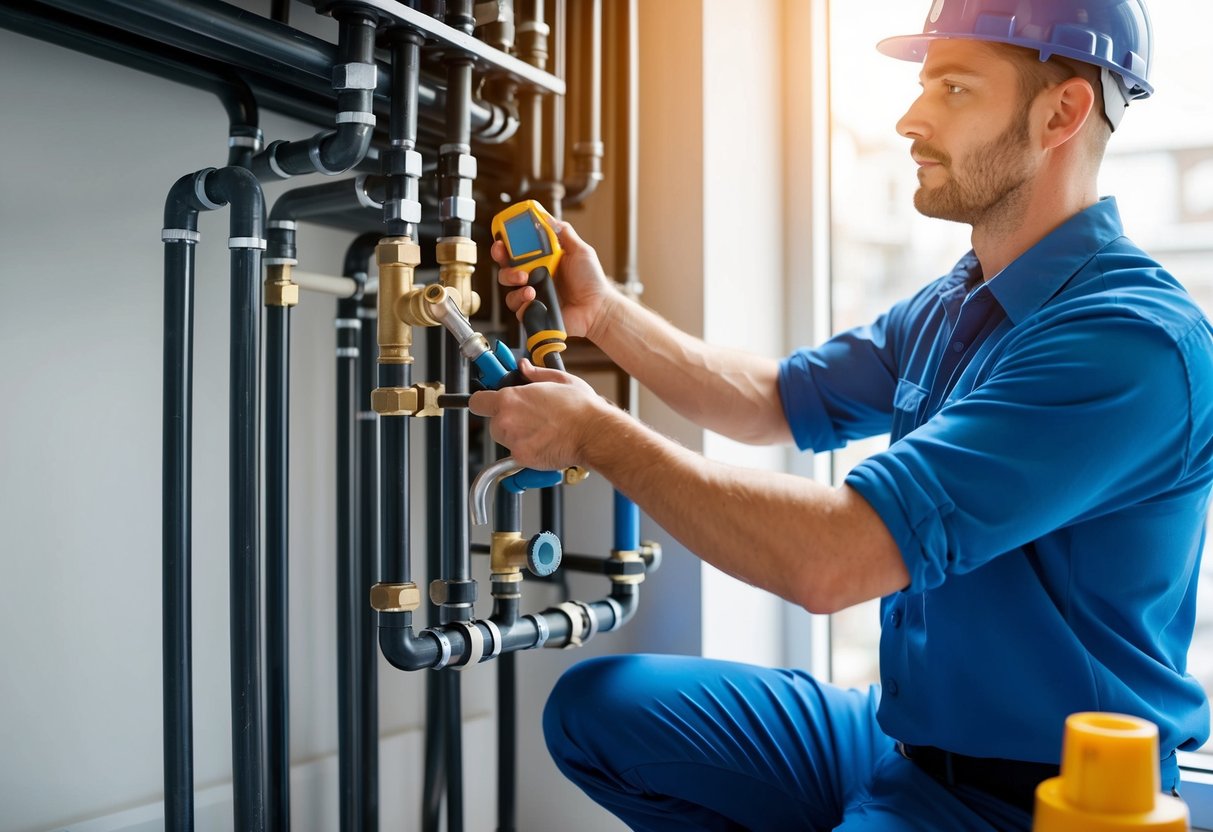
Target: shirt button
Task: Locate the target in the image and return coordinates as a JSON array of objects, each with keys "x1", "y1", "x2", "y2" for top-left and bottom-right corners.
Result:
[
  {"x1": 952, "y1": 341, "x2": 965, "y2": 353},
  {"x1": 886, "y1": 679, "x2": 899, "y2": 697},
  {"x1": 890, "y1": 609, "x2": 902, "y2": 628}
]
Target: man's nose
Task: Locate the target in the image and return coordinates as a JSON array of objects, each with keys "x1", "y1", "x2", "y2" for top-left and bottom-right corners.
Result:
[{"x1": 896, "y1": 93, "x2": 931, "y2": 141}]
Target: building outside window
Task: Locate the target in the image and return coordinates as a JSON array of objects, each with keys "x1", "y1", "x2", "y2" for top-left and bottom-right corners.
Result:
[{"x1": 826, "y1": 0, "x2": 1213, "y2": 770}]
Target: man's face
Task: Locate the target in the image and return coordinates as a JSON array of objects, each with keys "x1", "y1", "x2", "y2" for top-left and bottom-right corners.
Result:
[{"x1": 897, "y1": 41, "x2": 1039, "y2": 225}]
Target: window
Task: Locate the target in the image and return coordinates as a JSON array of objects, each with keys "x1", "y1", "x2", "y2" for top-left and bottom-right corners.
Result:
[{"x1": 826, "y1": 0, "x2": 1213, "y2": 777}]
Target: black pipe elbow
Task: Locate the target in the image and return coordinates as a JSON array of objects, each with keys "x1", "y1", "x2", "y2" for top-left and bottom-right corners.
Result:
[
  {"x1": 163, "y1": 170, "x2": 212, "y2": 230},
  {"x1": 605, "y1": 582, "x2": 639, "y2": 630},
  {"x1": 202, "y1": 166, "x2": 266, "y2": 240},
  {"x1": 343, "y1": 231, "x2": 382, "y2": 278},
  {"x1": 378, "y1": 619, "x2": 444, "y2": 671}
]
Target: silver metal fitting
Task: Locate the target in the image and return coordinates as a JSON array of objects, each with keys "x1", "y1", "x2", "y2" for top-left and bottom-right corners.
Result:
[
  {"x1": 385, "y1": 199, "x2": 423, "y2": 224},
  {"x1": 332, "y1": 61, "x2": 377, "y2": 91},
  {"x1": 161, "y1": 228, "x2": 201, "y2": 244},
  {"x1": 470, "y1": 457, "x2": 524, "y2": 526},
  {"x1": 440, "y1": 196, "x2": 477, "y2": 224}
]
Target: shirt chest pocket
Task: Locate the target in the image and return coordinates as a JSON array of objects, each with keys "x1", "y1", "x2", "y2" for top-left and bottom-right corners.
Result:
[{"x1": 892, "y1": 378, "x2": 928, "y2": 438}]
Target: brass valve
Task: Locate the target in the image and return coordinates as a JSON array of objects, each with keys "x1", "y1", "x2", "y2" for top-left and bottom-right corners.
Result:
[{"x1": 376, "y1": 236, "x2": 423, "y2": 364}]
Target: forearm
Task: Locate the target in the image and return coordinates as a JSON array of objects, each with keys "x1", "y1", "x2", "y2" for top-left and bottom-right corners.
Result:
[
  {"x1": 589, "y1": 290, "x2": 792, "y2": 445},
  {"x1": 579, "y1": 405, "x2": 907, "y2": 613}
]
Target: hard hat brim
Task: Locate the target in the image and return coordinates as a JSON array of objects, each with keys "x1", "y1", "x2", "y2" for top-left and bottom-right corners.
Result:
[{"x1": 875, "y1": 33, "x2": 1153, "y2": 99}]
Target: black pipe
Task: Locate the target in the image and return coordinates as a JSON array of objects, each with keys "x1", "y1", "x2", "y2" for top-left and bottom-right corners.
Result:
[
  {"x1": 206, "y1": 166, "x2": 270, "y2": 832},
  {"x1": 162, "y1": 173, "x2": 204, "y2": 832},
  {"x1": 0, "y1": 1, "x2": 261, "y2": 168},
  {"x1": 384, "y1": 27, "x2": 425, "y2": 240},
  {"x1": 12, "y1": 0, "x2": 519, "y2": 143},
  {"x1": 348, "y1": 234, "x2": 382, "y2": 832},
  {"x1": 252, "y1": 10, "x2": 377, "y2": 180},
  {"x1": 165, "y1": 167, "x2": 267, "y2": 832},
  {"x1": 265, "y1": 289, "x2": 292, "y2": 832},
  {"x1": 337, "y1": 294, "x2": 363, "y2": 832},
  {"x1": 422, "y1": 326, "x2": 446, "y2": 832},
  {"x1": 271, "y1": 0, "x2": 290, "y2": 24}
]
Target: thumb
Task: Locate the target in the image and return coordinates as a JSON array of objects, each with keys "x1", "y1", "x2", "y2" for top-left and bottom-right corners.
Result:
[
  {"x1": 468, "y1": 389, "x2": 499, "y2": 417},
  {"x1": 520, "y1": 358, "x2": 571, "y2": 384}
]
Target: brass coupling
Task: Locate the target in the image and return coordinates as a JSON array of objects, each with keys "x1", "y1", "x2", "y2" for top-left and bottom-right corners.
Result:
[
  {"x1": 265, "y1": 263, "x2": 300, "y2": 308},
  {"x1": 370, "y1": 581, "x2": 422, "y2": 613},
  {"x1": 490, "y1": 531, "x2": 528, "y2": 576},
  {"x1": 436, "y1": 237, "x2": 481, "y2": 317},
  {"x1": 376, "y1": 235, "x2": 422, "y2": 364},
  {"x1": 371, "y1": 380, "x2": 444, "y2": 417}
]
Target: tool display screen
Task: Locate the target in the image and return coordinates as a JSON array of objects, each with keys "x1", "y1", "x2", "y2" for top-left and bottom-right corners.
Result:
[{"x1": 504, "y1": 213, "x2": 545, "y2": 258}]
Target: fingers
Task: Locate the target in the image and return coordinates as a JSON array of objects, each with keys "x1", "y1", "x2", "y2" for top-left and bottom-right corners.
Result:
[
  {"x1": 505, "y1": 287, "x2": 536, "y2": 321},
  {"x1": 468, "y1": 389, "x2": 498, "y2": 418},
  {"x1": 519, "y1": 358, "x2": 573, "y2": 385}
]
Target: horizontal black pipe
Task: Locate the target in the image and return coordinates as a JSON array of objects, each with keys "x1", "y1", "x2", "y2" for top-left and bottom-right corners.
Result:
[
  {"x1": 0, "y1": 0, "x2": 261, "y2": 168},
  {"x1": 379, "y1": 582, "x2": 640, "y2": 671},
  {"x1": 17, "y1": 0, "x2": 519, "y2": 142}
]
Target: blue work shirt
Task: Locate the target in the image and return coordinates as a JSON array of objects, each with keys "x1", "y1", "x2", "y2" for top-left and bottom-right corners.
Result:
[{"x1": 778, "y1": 198, "x2": 1213, "y2": 790}]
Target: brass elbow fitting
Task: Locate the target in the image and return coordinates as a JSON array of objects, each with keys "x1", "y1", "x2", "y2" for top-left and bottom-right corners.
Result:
[
  {"x1": 265, "y1": 263, "x2": 300, "y2": 308},
  {"x1": 490, "y1": 531, "x2": 527, "y2": 577},
  {"x1": 436, "y1": 237, "x2": 481, "y2": 317},
  {"x1": 371, "y1": 380, "x2": 444, "y2": 417},
  {"x1": 376, "y1": 236, "x2": 422, "y2": 364}
]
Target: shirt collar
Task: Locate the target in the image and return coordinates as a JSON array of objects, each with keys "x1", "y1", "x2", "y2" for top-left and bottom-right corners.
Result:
[{"x1": 983, "y1": 197, "x2": 1125, "y2": 325}]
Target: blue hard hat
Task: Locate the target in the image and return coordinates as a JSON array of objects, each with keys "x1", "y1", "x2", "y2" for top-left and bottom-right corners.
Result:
[{"x1": 877, "y1": 0, "x2": 1154, "y2": 100}]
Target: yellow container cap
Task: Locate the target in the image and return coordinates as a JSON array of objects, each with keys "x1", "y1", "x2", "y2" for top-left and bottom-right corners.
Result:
[{"x1": 1034, "y1": 712, "x2": 1189, "y2": 832}]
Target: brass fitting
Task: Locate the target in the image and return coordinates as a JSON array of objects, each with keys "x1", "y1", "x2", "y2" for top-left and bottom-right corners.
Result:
[
  {"x1": 490, "y1": 531, "x2": 528, "y2": 576},
  {"x1": 376, "y1": 236, "x2": 422, "y2": 364},
  {"x1": 264, "y1": 263, "x2": 300, "y2": 308},
  {"x1": 436, "y1": 237, "x2": 481, "y2": 317},
  {"x1": 369, "y1": 581, "x2": 421, "y2": 612},
  {"x1": 371, "y1": 381, "x2": 445, "y2": 417},
  {"x1": 563, "y1": 466, "x2": 590, "y2": 486}
]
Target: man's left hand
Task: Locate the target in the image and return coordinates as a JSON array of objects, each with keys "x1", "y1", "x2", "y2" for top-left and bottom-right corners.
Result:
[{"x1": 469, "y1": 360, "x2": 608, "y2": 471}]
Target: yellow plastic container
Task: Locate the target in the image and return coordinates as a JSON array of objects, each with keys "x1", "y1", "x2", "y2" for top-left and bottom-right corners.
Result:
[{"x1": 1034, "y1": 712, "x2": 1189, "y2": 831}]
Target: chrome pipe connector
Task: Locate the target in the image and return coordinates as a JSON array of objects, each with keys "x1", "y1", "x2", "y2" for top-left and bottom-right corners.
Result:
[{"x1": 470, "y1": 456, "x2": 523, "y2": 526}]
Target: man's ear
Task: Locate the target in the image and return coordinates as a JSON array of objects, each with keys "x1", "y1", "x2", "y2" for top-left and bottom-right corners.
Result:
[{"x1": 1041, "y1": 76, "x2": 1096, "y2": 151}]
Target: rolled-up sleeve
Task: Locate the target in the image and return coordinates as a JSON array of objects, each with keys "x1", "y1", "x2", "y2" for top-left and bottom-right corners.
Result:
[
  {"x1": 846, "y1": 310, "x2": 1196, "y2": 593},
  {"x1": 778, "y1": 313, "x2": 902, "y2": 452}
]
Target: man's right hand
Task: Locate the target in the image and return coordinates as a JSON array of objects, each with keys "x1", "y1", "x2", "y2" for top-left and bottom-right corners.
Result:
[{"x1": 490, "y1": 212, "x2": 617, "y2": 343}]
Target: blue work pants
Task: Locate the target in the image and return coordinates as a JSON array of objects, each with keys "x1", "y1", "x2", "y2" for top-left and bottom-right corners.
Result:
[{"x1": 543, "y1": 654, "x2": 1034, "y2": 831}]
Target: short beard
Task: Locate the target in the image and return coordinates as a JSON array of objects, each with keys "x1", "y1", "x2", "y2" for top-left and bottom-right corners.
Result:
[{"x1": 912, "y1": 105, "x2": 1036, "y2": 232}]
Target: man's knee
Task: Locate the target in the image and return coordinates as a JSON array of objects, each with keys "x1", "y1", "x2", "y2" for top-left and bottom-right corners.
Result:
[{"x1": 543, "y1": 654, "x2": 643, "y2": 756}]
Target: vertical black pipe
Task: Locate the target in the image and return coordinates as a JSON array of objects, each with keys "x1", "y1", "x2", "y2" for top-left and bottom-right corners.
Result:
[
  {"x1": 337, "y1": 298, "x2": 362, "y2": 832},
  {"x1": 230, "y1": 245, "x2": 266, "y2": 832},
  {"x1": 496, "y1": 651, "x2": 517, "y2": 832},
  {"x1": 348, "y1": 236, "x2": 381, "y2": 832},
  {"x1": 440, "y1": 334, "x2": 468, "y2": 832},
  {"x1": 162, "y1": 188, "x2": 199, "y2": 832},
  {"x1": 266, "y1": 300, "x2": 291, "y2": 832},
  {"x1": 201, "y1": 166, "x2": 269, "y2": 832},
  {"x1": 440, "y1": 6, "x2": 475, "y2": 828},
  {"x1": 422, "y1": 326, "x2": 446, "y2": 832}
]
